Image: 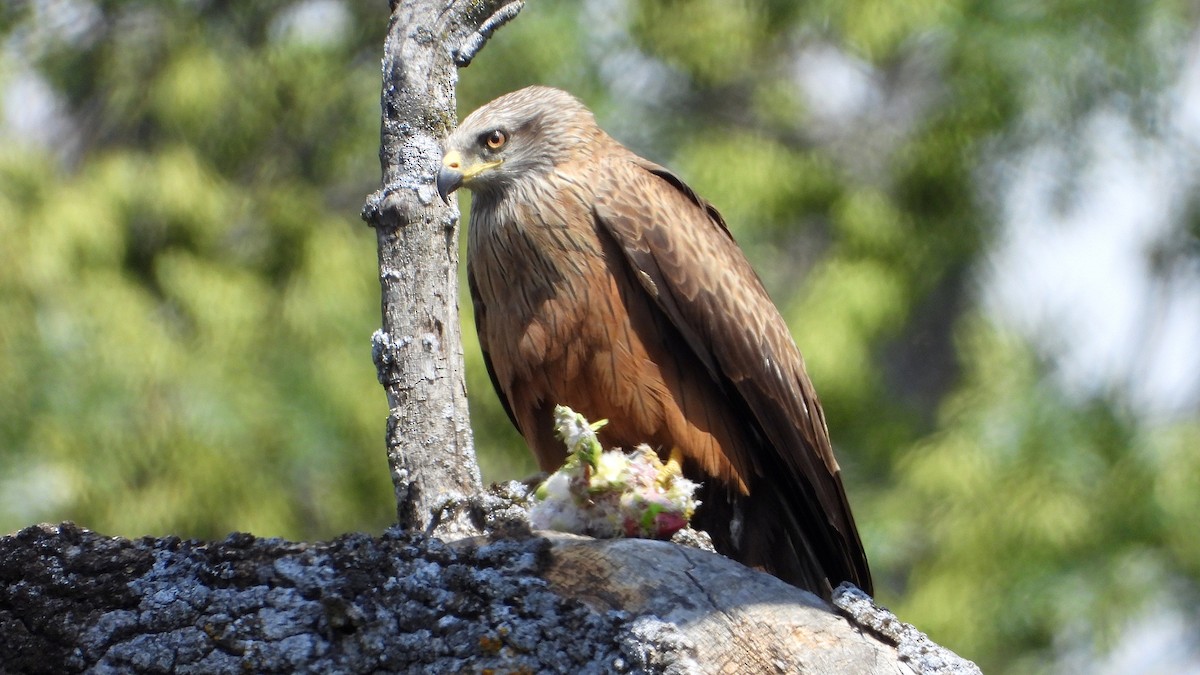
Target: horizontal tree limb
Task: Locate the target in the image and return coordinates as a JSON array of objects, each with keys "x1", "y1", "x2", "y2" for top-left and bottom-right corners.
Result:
[{"x1": 0, "y1": 522, "x2": 978, "y2": 674}]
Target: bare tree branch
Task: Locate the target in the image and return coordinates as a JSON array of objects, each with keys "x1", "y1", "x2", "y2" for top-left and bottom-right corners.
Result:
[
  {"x1": 362, "y1": 0, "x2": 522, "y2": 537},
  {"x1": 834, "y1": 584, "x2": 982, "y2": 675},
  {"x1": 453, "y1": 1, "x2": 525, "y2": 66}
]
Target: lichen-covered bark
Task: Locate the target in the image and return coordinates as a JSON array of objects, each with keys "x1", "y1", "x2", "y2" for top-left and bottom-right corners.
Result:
[
  {"x1": 362, "y1": 0, "x2": 523, "y2": 538},
  {"x1": 0, "y1": 523, "x2": 664, "y2": 674},
  {"x1": 0, "y1": 523, "x2": 979, "y2": 674},
  {"x1": 833, "y1": 584, "x2": 980, "y2": 675}
]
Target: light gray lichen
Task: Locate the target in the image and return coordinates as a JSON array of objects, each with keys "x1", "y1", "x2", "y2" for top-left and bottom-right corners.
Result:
[{"x1": 0, "y1": 523, "x2": 691, "y2": 674}]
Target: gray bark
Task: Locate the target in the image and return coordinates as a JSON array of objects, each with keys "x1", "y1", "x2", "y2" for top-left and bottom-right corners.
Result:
[
  {"x1": 362, "y1": 0, "x2": 522, "y2": 537},
  {"x1": 0, "y1": 522, "x2": 979, "y2": 674}
]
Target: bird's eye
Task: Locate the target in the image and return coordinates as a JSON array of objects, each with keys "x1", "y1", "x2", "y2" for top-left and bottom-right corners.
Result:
[{"x1": 484, "y1": 130, "x2": 507, "y2": 150}]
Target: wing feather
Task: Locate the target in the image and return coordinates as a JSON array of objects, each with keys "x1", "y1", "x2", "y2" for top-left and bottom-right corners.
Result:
[{"x1": 593, "y1": 153, "x2": 872, "y2": 593}]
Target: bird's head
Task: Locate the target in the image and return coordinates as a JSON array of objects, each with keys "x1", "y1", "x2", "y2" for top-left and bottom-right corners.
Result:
[{"x1": 436, "y1": 86, "x2": 596, "y2": 204}]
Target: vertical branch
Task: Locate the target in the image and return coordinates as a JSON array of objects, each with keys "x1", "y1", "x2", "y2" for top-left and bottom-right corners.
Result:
[{"x1": 362, "y1": 0, "x2": 523, "y2": 537}]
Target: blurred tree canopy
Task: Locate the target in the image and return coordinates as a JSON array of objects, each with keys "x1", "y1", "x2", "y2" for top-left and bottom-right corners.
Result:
[{"x1": 2, "y1": 1, "x2": 1198, "y2": 673}]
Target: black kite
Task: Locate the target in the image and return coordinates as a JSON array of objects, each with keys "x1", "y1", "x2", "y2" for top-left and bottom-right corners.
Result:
[{"x1": 437, "y1": 86, "x2": 872, "y2": 597}]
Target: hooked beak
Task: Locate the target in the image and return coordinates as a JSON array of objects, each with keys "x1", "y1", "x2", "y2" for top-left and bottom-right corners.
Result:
[
  {"x1": 436, "y1": 149, "x2": 502, "y2": 205},
  {"x1": 436, "y1": 151, "x2": 464, "y2": 205}
]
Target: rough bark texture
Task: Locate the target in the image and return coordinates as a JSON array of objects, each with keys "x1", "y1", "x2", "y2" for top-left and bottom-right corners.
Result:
[
  {"x1": 0, "y1": 522, "x2": 979, "y2": 674},
  {"x1": 361, "y1": 0, "x2": 522, "y2": 537},
  {"x1": 833, "y1": 584, "x2": 980, "y2": 675}
]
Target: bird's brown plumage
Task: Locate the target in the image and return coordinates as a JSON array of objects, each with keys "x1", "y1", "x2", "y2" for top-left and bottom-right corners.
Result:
[{"x1": 438, "y1": 86, "x2": 872, "y2": 597}]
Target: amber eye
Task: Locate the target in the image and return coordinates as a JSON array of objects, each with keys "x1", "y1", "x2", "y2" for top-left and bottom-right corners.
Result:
[{"x1": 484, "y1": 129, "x2": 507, "y2": 150}]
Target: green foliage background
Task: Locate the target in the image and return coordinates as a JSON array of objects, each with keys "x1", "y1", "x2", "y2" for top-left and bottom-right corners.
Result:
[{"x1": 1, "y1": 1, "x2": 1198, "y2": 671}]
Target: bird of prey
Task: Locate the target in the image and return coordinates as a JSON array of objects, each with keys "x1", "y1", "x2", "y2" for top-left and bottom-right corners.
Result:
[{"x1": 436, "y1": 86, "x2": 872, "y2": 597}]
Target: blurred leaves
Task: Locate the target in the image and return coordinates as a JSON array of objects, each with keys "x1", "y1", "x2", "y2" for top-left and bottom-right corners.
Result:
[
  {"x1": 1, "y1": 1, "x2": 1199, "y2": 673},
  {"x1": 0, "y1": 0, "x2": 390, "y2": 541},
  {"x1": 885, "y1": 321, "x2": 1164, "y2": 663}
]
